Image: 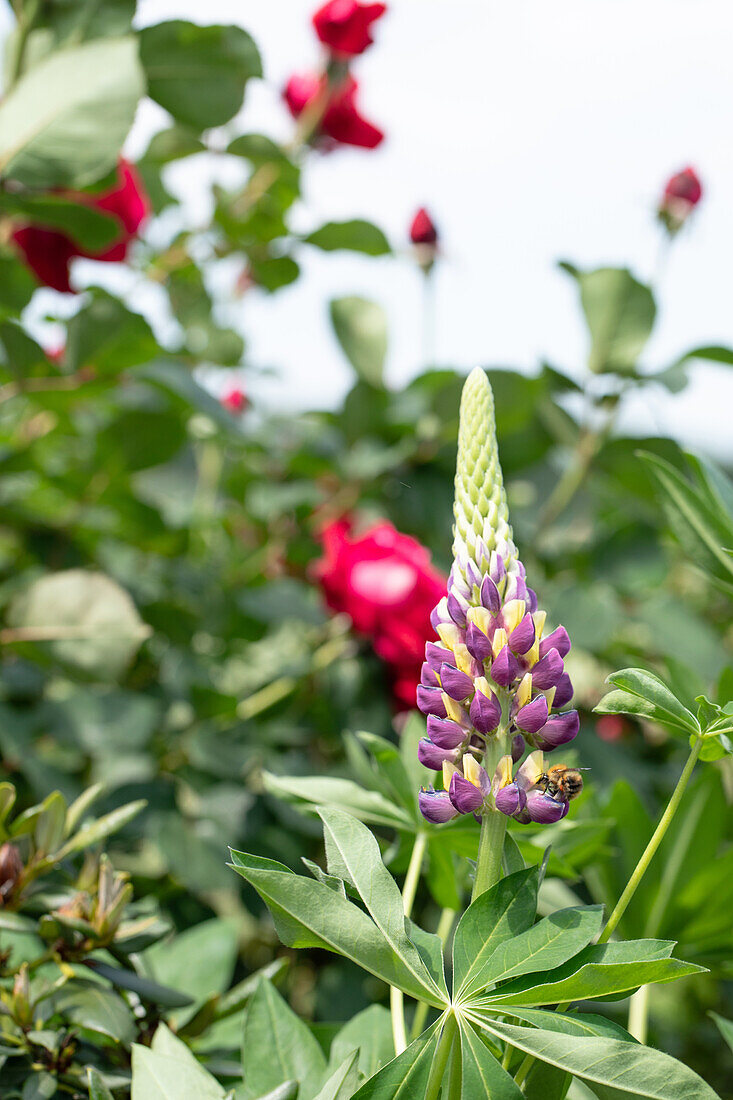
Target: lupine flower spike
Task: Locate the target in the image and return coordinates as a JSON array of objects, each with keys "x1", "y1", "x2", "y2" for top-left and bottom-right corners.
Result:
[{"x1": 417, "y1": 367, "x2": 580, "y2": 825}]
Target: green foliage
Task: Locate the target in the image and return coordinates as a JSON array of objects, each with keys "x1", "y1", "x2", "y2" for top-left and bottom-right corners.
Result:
[{"x1": 329, "y1": 297, "x2": 388, "y2": 387}]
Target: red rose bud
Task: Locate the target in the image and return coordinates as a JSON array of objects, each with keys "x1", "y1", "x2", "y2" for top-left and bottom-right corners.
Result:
[
  {"x1": 409, "y1": 207, "x2": 438, "y2": 246},
  {"x1": 313, "y1": 0, "x2": 386, "y2": 57},
  {"x1": 12, "y1": 160, "x2": 149, "y2": 293},
  {"x1": 658, "y1": 166, "x2": 703, "y2": 234},
  {"x1": 409, "y1": 207, "x2": 439, "y2": 274},
  {"x1": 283, "y1": 73, "x2": 384, "y2": 150},
  {"x1": 222, "y1": 386, "x2": 247, "y2": 414}
]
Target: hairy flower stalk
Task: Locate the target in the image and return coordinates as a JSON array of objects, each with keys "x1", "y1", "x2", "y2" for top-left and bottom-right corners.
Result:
[{"x1": 417, "y1": 368, "x2": 579, "y2": 858}]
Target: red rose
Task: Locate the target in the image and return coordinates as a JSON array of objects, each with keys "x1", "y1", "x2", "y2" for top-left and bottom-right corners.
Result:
[
  {"x1": 222, "y1": 386, "x2": 247, "y2": 414},
  {"x1": 658, "y1": 166, "x2": 702, "y2": 233},
  {"x1": 409, "y1": 207, "x2": 438, "y2": 246},
  {"x1": 315, "y1": 517, "x2": 446, "y2": 708},
  {"x1": 313, "y1": 0, "x2": 386, "y2": 57},
  {"x1": 283, "y1": 73, "x2": 384, "y2": 150},
  {"x1": 12, "y1": 159, "x2": 150, "y2": 293}
]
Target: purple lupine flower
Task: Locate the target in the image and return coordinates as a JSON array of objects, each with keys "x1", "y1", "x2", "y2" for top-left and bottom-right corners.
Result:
[
  {"x1": 415, "y1": 369, "x2": 582, "y2": 830},
  {"x1": 418, "y1": 787, "x2": 459, "y2": 823},
  {"x1": 427, "y1": 716, "x2": 467, "y2": 749},
  {"x1": 418, "y1": 738, "x2": 461, "y2": 770},
  {"x1": 525, "y1": 788, "x2": 569, "y2": 823},
  {"x1": 440, "y1": 663, "x2": 475, "y2": 701}
]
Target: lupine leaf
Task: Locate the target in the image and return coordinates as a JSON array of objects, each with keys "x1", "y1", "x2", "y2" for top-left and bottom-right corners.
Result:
[
  {"x1": 709, "y1": 1012, "x2": 733, "y2": 1054},
  {"x1": 452, "y1": 867, "x2": 539, "y2": 994},
  {"x1": 562, "y1": 265, "x2": 656, "y2": 376},
  {"x1": 459, "y1": 905, "x2": 604, "y2": 998},
  {"x1": 459, "y1": 1020, "x2": 524, "y2": 1099},
  {"x1": 477, "y1": 1007, "x2": 638, "y2": 1043},
  {"x1": 330, "y1": 1006, "x2": 394, "y2": 1079},
  {"x1": 355, "y1": 732, "x2": 415, "y2": 815},
  {"x1": 312, "y1": 1051, "x2": 360, "y2": 1100},
  {"x1": 350, "y1": 1023, "x2": 441, "y2": 1099},
  {"x1": 229, "y1": 852, "x2": 446, "y2": 1006},
  {"x1": 241, "y1": 979, "x2": 326, "y2": 1100},
  {"x1": 482, "y1": 940, "x2": 704, "y2": 1007},
  {"x1": 319, "y1": 808, "x2": 445, "y2": 1001},
  {"x1": 262, "y1": 774, "x2": 412, "y2": 829},
  {"x1": 472, "y1": 1019, "x2": 719, "y2": 1100},
  {"x1": 597, "y1": 668, "x2": 700, "y2": 734}
]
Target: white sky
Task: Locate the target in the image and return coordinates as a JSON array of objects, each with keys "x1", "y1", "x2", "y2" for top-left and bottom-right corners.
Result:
[{"x1": 5, "y1": 1, "x2": 733, "y2": 456}]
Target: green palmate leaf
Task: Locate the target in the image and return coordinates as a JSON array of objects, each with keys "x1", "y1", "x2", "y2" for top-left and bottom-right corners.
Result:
[
  {"x1": 251, "y1": 1088, "x2": 298, "y2": 1100},
  {"x1": 0, "y1": 37, "x2": 143, "y2": 187},
  {"x1": 522, "y1": 1059, "x2": 572, "y2": 1100},
  {"x1": 35, "y1": 0, "x2": 135, "y2": 44},
  {"x1": 139, "y1": 21, "x2": 262, "y2": 130},
  {"x1": 488, "y1": 1007, "x2": 637, "y2": 1044},
  {"x1": 452, "y1": 867, "x2": 539, "y2": 994},
  {"x1": 262, "y1": 774, "x2": 412, "y2": 830},
  {"x1": 354, "y1": 732, "x2": 416, "y2": 815},
  {"x1": 473, "y1": 1019, "x2": 719, "y2": 1100},
  {"x1": 242, "y1": 979, "x2": 327, "y2": 1100},
  {"x1": 459, "y1": 905, "x2": 604, "y2": 998},
  {"x1": 312, "y1": 1051, "x2": 360, "y2": 1100},
  {"x1": 459, "y1": 1020, "x2": 524, "y2": 1099},
  {"x1": 87, "y1": 1068, "x2": 114, "y2": 1100},
  {"x1": 710, "y1": 1012, "x2": 733, "y2": 1055},
  {"x1": 330, "y1": 297, "x2": 388, "y2": 388},
  {"x1": 596, "y1": 668, "x2": 700, "y2": 735},
  {"x1": 351, "y1": 1023, "x2": 441, "y2": 1099},
  {"x1": 33, "y1": 790, "x2": 66, "y2": 854},
  {"x1": 482, "y1": 939, "x2": 704, "y2": 1007},
  {"x1": 305, "y1": 220, "x2": 390, "y2": 256},
  {"x1": 229, "y1": 852, "x2": 446, "y2": 1006},
  {"x1": 330, "y1": 1006, "x2": 394, "y2": 1079},
  {"x1": 0, "y1": 194, "x2": 120, "y2": 251},
  {"x1": 7, "y1": 569, "x2": 151, "y2": 680},
  {"x1": 318, "y1": 808, "x2": 446, "y2": 1000},
  {"x1": 562, "y1": 264, "x2": 656, "y2": 375}
]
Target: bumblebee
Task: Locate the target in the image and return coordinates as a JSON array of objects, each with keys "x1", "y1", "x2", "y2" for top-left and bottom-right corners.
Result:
[{"x1": 536, "y1": 764, "x2": 585, "y2": 802}]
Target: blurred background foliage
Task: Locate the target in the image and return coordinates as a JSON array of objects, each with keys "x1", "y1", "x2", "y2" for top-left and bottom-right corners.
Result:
[{"x1": 0, "y1": 1, "x2": 731, "y2": 1096}]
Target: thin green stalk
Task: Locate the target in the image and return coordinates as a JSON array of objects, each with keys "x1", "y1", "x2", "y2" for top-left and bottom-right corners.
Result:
[
  {"x1": 447, "y1": 1025, "x2": 463, "y2": 1100},
  {"x1": 7, "y1": 0, "x2": 39, "y2": 87},
  {"x1": 411, "y1": 907, "x2": 456, "y2": 1040},
  {"x1": 514, "y1": 1051, "x2": 534, "y2": 1088},
  {"x1": 424, "y1": 1012, "x2": 458, "y2": 1100},
  {"x1": 472, "y1": 808, "x2": 507, "y2": 902},
  {"x1": 598, "y1": 734, "x2": 704, "y2": 944},
  {"x1": 391, "y1": 832, "x2": 427, "y2": 1055},
  {"x1": 628, "y1": 982, "x2": 650, "y2": 1044}
]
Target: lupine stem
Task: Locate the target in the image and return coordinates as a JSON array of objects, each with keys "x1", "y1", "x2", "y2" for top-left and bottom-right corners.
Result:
[
  {"x1": 472, "y1": 808, "x2": 507, "y2": 902},
  {"x1": 627, "y1": 982, "x2": 650, "y2": 1044},
  {"x1": 390, "y1": 831, "x2": 427, "y2": 1055},
  {"x1": 598, "y1": 734, "x2": 704, "y2": 944},
  {"x1": 424, "y1": 1012, "x2": 458, "y2": 1100}
]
